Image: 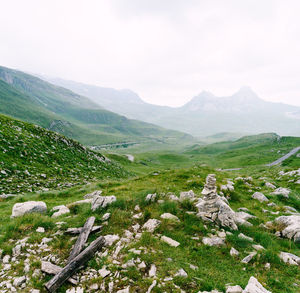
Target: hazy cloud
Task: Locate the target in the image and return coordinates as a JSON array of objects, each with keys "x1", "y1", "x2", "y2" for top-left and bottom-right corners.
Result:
[{"x1": 0, "y1": 0, "x2": 300, "y2": 106}]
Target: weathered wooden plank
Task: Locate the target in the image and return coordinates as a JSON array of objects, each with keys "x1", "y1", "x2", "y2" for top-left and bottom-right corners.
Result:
[
  {"x1": 41, "y1": 261, "x2": 78, "y2": 285},
  {"x1": 67, "y1": 216, "x2": 95, "y2": 263},
  {"x1": 45, "y1": 235, "x2": 105, "y2": 292},
  {"x1": 64, "y1": 225, "x2": 102, "y2": 235}
]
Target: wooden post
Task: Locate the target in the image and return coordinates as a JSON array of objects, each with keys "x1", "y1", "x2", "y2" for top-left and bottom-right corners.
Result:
[
  {"x1": 45, "y1": 235, "x2": 105, "y2": 293},
  {"x1": 67, "y1": 216, "x2": 95, "y2": 263}
]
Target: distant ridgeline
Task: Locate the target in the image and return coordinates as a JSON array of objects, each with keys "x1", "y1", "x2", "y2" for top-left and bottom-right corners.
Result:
[{"x1": 0, "y1": 66, "x2": 193, "y2": 149}]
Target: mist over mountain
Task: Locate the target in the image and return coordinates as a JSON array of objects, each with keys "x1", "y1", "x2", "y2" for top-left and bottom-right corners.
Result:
[{"x1": 44, "y1": 77, "x2": 300, "y2": 137}]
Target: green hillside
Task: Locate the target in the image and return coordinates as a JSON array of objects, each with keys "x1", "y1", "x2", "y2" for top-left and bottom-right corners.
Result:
[
  {"x1": 0, "y1": 114, "x2": 129, "y2": 194},
  {"x1": 0, "y1": 66, "x2": 193, "y2": 148}
]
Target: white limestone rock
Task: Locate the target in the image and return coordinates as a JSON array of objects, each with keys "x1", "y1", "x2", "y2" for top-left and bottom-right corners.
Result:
[
  {"x1": 161, "y1": 235, "x2": 180, "y2": 247},
  {"x1": 51, "y1": 205, "x2": 70, "y2": 218},
  {"x1": 274, "y1": 215, "x2": 300, "y2": 243},
  {"x1": 160, "y1": 213, "x2": 179, "y2": 221},
  {"x1": 226, "y1": 285, "x2": 243, "y2": 293},
  {"x1": 142, "y1": 219, "x2": 161, "y2": 233},
  {"x1": 230, "y1": 247, "x2": 240, "y2": 256},
  {"x1": 145, "y1": 193, "x2": 156, "y2": 202},
  {"x1": 11, "y1": 201, "x2": 47, "y2": 217},
  {"x1": 202, "y1": 236, "x2": 225, "y2": 247},
  {"x1": 180, "y1": 190, "x2": 195, "y2": 201},
  {"x1": 84, "y1": 190, "x2": 102, "y2": 199},
  {"x1": 175, "y1": 268, "x2": 187, "y2": 277},
  {"x1": 279, "y1": 252, "x2": 300, "y2": 265},
  {"x1": 252, "y1": 192, "x2": 268, "y2": 203},
  {"x1": 91, "y1": 195, "x2": 116, "y2": 211},
  {"x1": 242, "y1": 276, "x2": 271, "y2": 293},
  {"x1": 104, "y1": 234, "x2": 120, "y2": 246},
  {"x1": 271, "y1": 187, "x2": 290, "y2": 198}
]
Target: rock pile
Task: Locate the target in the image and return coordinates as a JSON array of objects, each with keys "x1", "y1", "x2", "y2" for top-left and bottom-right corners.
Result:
[{"x1": 196, "y1": 174, "x2": 238, "y2": 230}]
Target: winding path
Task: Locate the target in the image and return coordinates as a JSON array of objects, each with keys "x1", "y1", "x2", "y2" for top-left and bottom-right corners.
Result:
[{"x1": 265, "y1": 146, "x2": 300, "y2": 167}]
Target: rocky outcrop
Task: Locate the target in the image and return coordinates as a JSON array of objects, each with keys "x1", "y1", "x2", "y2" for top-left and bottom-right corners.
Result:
[
  {"x1": 196, "y1": 174, "x2": 238, "y2": 230},
  {"x1": 274, "y1": 215, "x2": 300, "y2": 243},
  {"x1": 11, "y1": 201, "x2": 47, "y2": 217}
]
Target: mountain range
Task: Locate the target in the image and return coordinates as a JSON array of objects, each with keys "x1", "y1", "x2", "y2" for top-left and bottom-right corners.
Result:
[
  {"x1": 0, "y1": 66, "x2": 192, "y2": 148},
  {"x1": 44, "y1": 77, "x2": 300, "y2": 137}
]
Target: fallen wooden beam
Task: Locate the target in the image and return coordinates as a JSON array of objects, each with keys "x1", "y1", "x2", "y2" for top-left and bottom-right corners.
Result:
[
  {"x1": 41, "y1": 261, "x2": 78, "y2": 285},
  {"x1": 45, "y1": 235, "x2": 105, "y2": 293},
  {"x1": 67, "y1": 216, "x2": 95, "y2": 263},
  {"x1": 64, "y1": 225, "x2": 102, "y2": 235}
]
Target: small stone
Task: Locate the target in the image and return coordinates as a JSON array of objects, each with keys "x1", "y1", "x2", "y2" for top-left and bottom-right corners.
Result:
[
  {"x1": 241, "y1": 252, "x2": 256, "y2": 264},
  {"x1": 226, "y1": 285, "x2": 243, "y2": 293},
  {"x1": 102, "y1": 213, "x2": 111, "y2": 221},
  {"x1": 243, "y1": 276, "x2": 271, "y2": 293},
  {"x1": 98, "y1": 267, "x2": 111, "y2": 278},
  {"x1": 36, "y1": 227, "x2": 45, "y2": 233},
  {"x1": 142, "y1": 219, "x2": 161, "y2": 233},
  {"x1": 13, "y1": 276, "x2": 26, "y2": 287},
  {"x1": 202, "y1": 236, "x2": 225, "y2": 247},
  {"x1": 238, "y1": 233, "x2": 253, "y2": 242},
  {"x1": 160, "y1": 213, "x2": 179, "y2": 221},
  {"x1": 175, "y1": 268, "x2": 187, "y2": 277},
  {"x1": 230, "y1": 247, "x2": 239, "y2": 256},
  {"x1": 149, "y1": 264, "x2": 157, "y2": 277},
  {"x1": 145, "y1": 193, "x2": 156, "y2": 202}
]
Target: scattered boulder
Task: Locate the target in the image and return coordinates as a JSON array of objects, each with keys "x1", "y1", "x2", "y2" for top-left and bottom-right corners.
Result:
[
  {"x1": 51, "y1": 205, "x2": 70, "y2": 218},
  {"x1": 235, "y1": 211, "x2": 256, "y2": 227},
  {"x1": 265, "y1": 182, "x2": 276, "y2": 189},
  {"x1": 145, "y1": 193, "x2": 156, "y2": 202},
  {"x1": 242, "y1": 276, "x2": 271, "y2": 293},
  {"x1": 271, "y1": 187, "x2": 290, "y2": 198},
  {"x1": 148, "y1": 264, "x2": 157, "y2": 277},
  {"x1": 279, "y1": 252, "x2": 300, "y2": 265},
  {"x1": 142, "y1": 219, "x2": 161, "y2": 233},
  {"x1": 202, "y1": 236, "x2": 225, "y2": 247},
  {"x1": 252, "y1": 192, "x2": 268, "y2": 203},
  {"x1": 168, "y1": 194, "x2": 179, "y2": 201},
  {"x1": 180, "y1": 190, "x2": 195, "y2": 201},
  {"x1": 274, "y1": 215, "x2": 300, "y2": 243},
  {"x1": 196, "y1": 174, "x2": 238, "y2": 230},
  {"x1": 102, "y1": 213, "x2": 111, "y2": 221},
  {"x1": 91, "y1": 195, "x2": 116, "y2": 211},
  {"x1": 160, "y1": 213, "x2": 179, "y2": 221},
  {"x1": 11, "y1": 201, "x2": 47, "y2": 217},
  {"x1": 161, "y1": 235, "x2": 180, "y2": 247},
  {"x1": 13, "y1": 276, "x2": 26, "y2": 287}
]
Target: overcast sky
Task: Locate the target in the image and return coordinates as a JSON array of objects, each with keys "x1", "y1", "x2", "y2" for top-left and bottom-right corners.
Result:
[{"x1": 1, "y1": 0, "x2": 300, "y2": 107}]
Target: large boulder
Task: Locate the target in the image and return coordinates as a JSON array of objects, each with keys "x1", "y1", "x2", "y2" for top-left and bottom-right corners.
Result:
[
  {"x1": 196, "y1": 174, "x2": 238, "y2": 230},
  {"x1": 11, "y1": 201, "x2": 47, "y2": 217},
  {"x1": 274, "y1": 215, "x2": 300, "y2": 243},
  {"x1": 91, "y1": 195, "x2": 116, "y2": 211},
  {"x1": 242, "y1": 276, "x2": 271, "y2": 293}
]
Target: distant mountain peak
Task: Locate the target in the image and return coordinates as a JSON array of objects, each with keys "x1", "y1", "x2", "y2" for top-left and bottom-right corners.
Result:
[{"x1": 232, "y1": 86, "x2": 262, "y2": 102}]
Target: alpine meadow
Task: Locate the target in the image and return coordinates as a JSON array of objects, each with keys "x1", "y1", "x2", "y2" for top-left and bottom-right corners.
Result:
[{"x1": 0, "y1": 1, "x2": 299, "y2": 293}]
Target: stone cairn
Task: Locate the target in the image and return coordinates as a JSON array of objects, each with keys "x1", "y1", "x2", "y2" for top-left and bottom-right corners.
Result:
[{"x1": 196, "y1": 174, "x2": 238, "y2": 230}]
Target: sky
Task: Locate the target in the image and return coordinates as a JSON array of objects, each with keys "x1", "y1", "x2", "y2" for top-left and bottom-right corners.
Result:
[{"x1": 1, "y1": 0, "x2": 300, "y2": 107}]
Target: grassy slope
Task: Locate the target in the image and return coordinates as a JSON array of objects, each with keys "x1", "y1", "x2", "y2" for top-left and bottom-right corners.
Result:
[
  {"x1": 0, "y1": 164, "x2": 299, "y2": 292},
  {"x1": 0, "y1": 114, "x2": 129, "y2": 194},
  {"x1": 0, "y1": 66, "x2": 193, "y2": 148}
]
